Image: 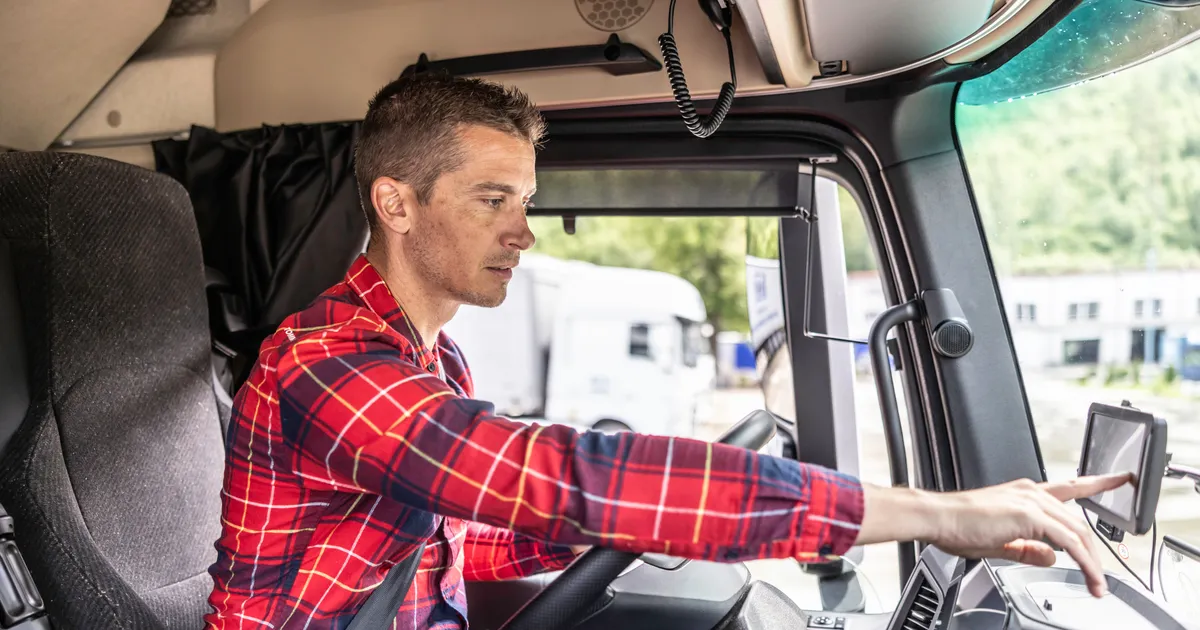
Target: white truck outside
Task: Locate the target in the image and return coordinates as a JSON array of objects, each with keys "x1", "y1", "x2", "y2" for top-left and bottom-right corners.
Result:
[{"x1": 445, "y1": 253, "x2": 715, "y2": 437}]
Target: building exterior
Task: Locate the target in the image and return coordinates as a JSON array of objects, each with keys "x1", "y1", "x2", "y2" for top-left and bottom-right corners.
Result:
[{"x1": 844, "y1": 269, "x2": 1200, "y2": 374}]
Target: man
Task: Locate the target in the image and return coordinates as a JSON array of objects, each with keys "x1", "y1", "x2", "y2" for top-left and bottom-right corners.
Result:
[{"x1": 205, "y1": 73, "x2": 1127, "y2": 629}]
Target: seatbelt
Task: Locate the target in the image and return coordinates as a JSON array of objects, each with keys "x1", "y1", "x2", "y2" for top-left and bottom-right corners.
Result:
[
  {"x1": 0, "y1": 502, "x2": 51, "y2": 629},
  {"x1": 346, "y1": 354, "x2": 447, "y2": 629},
  {"x1": 346, "y1": 543, "x2": 425, "y2": 629}
]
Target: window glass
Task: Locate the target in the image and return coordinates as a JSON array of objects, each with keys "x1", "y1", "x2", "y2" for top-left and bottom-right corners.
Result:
[
  {"x1": 680, "y1": 318, "x2": 710, "y2": 369},
  {"x1": 488, "y1": 175, "x2": 899, "y2": 612},
  {"x1": 958, "y1": 0, "x2": 1200, "y2": 105},
  {"x1": 629, "y1": 323, "x2": 652, "y2": 358},
  {"x1": 956, "y1": 0, "x2": 1200, "y2": 585}
]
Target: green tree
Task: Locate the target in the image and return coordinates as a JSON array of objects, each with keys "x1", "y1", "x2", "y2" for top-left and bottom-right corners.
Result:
[{"x1": 958, "y1": 39, "x2": 1200, "y2": 275}]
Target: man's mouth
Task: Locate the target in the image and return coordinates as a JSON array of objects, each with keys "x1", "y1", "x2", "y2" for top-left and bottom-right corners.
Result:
[{"x1": 487, "y1": 265, "x2": 514, "y2": 280}]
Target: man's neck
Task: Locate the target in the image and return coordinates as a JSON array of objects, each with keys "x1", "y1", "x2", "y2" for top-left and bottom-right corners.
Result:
[{"x1": 365, "y1": 250, "x2": 456, "y2": 350}]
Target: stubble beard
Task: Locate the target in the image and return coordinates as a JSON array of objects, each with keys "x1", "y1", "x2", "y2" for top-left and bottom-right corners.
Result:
[{"x1": 408, "y1": 229, "x2": 508, "y2": 308}]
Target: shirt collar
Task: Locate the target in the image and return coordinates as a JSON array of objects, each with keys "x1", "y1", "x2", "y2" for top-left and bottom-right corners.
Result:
[{"x1": 344, "y1": 254, "x2": 440, "y2": 372}]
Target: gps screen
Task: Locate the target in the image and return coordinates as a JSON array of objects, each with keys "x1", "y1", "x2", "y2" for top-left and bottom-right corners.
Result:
[{"x1": 1082, "y1": 413, "x2": 1146, "y2": 521}]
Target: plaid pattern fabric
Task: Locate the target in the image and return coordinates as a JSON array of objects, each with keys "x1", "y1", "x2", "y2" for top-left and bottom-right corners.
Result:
[{"x1": 205, "y1": 255, "x2": 865, "y2": 629}]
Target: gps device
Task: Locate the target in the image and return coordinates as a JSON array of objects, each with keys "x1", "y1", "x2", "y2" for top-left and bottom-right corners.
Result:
[{"x1": 1076, "y1": 402, "x2": 1167, "y2": 535}]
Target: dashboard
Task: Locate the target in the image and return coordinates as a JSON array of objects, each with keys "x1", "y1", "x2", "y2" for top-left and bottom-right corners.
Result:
[
  {"x1": 728, "y1": 400, "x2": 1198, "y2": 630},
  {"x1": 875, "y1": 545, "x2": 1197, "y2": 630}
]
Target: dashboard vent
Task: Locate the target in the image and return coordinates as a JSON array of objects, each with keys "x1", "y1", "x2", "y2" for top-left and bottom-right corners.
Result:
[{"x1": 900, "y1": 574, "x2": 942, "y2": 630}]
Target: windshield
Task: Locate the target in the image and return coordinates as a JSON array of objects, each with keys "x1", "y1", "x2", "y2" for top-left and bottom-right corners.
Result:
[
  {"x1": 956, "y1": 0, "x2": 1200, "y2": 597},
  {"x1": 959, "y1": 0, "x2": 1200, "y2": 105}
]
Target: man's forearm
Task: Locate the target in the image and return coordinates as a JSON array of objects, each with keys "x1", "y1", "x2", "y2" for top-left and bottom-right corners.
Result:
[
  {"x1": 453, "y1": 424, "x2": 865, "y2": 561},
  {"x1": 854, "y1": 483, "x2": 941, "y2": 546}
]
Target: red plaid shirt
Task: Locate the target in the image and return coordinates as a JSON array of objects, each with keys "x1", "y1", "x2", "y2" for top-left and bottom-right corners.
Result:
[{"x1": 205, "y1": 255, "x2": 865, "y2": 629}]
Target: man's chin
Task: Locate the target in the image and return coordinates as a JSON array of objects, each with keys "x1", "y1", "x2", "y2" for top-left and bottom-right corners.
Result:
[{"x1": 457, "y1": 288, "x2": 507, "y2": 308}]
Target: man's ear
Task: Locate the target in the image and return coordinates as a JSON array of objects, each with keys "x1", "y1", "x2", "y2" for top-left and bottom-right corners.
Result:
[{"x1": 371, "y1": 177, "x2": 417, "y2": 236}]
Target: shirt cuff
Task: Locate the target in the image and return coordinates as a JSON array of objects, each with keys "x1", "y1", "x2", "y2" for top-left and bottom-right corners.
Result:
[
  {"x1": 539, "y1": 542, "x2": 580, "y2": 572},
  {"x1": 826, "y1": 472, "x2": 865, "y2": 557},
  {"x1": 799, "y1": 464, "x2": 866, "y2": 560}
]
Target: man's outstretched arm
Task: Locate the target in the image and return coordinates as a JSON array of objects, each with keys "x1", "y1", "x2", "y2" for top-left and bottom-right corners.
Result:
[{"x1": 276, "y1": 334, "x2": 864, "y2": 564}]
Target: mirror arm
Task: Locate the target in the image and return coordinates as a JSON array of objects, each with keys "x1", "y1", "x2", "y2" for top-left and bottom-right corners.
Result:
[
  {"x1": 796, "y1": 157, "x2": 869, "y2": 346},
  {"x1": 1165, "y1": 455, "x2": 1200, "y2": 494}
]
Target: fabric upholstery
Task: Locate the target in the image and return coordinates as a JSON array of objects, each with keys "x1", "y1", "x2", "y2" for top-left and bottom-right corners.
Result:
[{"x1": 0, "y1": 151, "x2": 225, "y2": 629}]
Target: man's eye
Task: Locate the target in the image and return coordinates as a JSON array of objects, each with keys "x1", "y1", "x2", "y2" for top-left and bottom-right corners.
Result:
[{"x1": 484, "y1": 198, "x2": 504, "y2": 209}]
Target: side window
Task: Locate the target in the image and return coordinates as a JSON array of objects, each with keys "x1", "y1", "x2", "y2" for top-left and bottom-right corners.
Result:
[
  {"x1": 629, "y1": 323, "x2": 651, "y2": 358},
  {"x1": 470, "y1": 166, "x2": 897, "y2": 611},
  {"x1": 680, "y1": 319, "x2": 707, "y2": 368},
  {"x1": 741, "y1": 181, "x2": 898, "y2": 611}
]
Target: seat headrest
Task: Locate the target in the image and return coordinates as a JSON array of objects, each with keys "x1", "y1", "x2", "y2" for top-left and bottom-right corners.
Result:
[{"x1": 0, "y1": 152, "x2": 210, "y2": 397}]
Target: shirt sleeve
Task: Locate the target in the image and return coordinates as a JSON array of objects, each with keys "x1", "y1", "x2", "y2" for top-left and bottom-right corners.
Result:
[
  {"x1": 460, "y1": 520, "x2": 577, "y2": 581},
  {"x1": 275, "y1": 332, "x2": 865, "y2": 564}
]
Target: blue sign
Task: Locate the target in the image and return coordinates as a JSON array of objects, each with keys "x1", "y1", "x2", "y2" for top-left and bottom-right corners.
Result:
[
  {"x1": 734, "y1": 342, "x2": 756, "y2": 370},
  {"x1": 1182, "y1": 338, "x2": 1200, "y2": 382}
]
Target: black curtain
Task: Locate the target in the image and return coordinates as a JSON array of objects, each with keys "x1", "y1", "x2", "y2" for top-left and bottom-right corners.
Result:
[{"x1": 153, "y1": 123, "x2": 368, "y2": 395}]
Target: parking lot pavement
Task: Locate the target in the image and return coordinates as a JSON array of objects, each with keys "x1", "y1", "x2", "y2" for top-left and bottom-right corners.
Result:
[{"x1": 693, "y1": 375, "x2": 1200, "y2": 612}]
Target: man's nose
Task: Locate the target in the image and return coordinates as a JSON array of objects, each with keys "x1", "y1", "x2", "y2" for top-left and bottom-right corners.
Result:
[{"x1": 504, "y1": 216, "x2": 536, "y2": 251}]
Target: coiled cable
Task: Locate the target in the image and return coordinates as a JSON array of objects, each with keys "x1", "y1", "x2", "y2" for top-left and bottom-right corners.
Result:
[{"x1": 659, "y1": 0, "x2": 738, "y2": 138}]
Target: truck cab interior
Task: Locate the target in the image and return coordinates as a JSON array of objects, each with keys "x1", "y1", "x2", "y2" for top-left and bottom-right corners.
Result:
[{"x1": 3, "y1": 1, "x2": 1200, "y2": 629}]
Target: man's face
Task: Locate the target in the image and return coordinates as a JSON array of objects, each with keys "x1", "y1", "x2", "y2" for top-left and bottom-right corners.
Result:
[{"x1": 383, "y1": 125, "x2": 537, "y2": 308}]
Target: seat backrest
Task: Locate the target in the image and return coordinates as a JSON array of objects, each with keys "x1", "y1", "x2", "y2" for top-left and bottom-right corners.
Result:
[{"x1": 0, "y1": 152, "x2": 225, "y2": 629}]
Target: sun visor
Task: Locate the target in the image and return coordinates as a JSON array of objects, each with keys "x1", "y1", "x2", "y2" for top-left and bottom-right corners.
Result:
[{"x1": 801, "y1": 0, "x2": 996, "y2": 75}]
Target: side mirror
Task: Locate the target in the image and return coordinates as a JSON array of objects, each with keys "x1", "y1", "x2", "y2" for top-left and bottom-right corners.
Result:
[{"x1": 1158, "y1": 535, "x2": 1200, "y2": 617}]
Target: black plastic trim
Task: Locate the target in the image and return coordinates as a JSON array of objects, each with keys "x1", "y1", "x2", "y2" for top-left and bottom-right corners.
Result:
[
  {"x1": 400, "y1": 34, "x2": 662, "y2": 79},
  {"x1": 947, "y1": 81, "x2": 1048, "y2": 482},
  {"x1": 527, "y1": 206, "x2": 801, "y2": 217},
  {"x1": 868, "y1": 301, "x2": 923, "y2": 585}
]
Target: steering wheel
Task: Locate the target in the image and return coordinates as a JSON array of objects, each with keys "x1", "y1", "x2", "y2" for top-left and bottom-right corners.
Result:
[{"x1": 496, "y1": 409, "x2": 780, "y2": 630}]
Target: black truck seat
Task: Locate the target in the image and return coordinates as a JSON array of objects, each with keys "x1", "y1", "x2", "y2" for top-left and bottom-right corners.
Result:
[{"x1": 0, "y1": 151, "x2": 225, "y2": 629}]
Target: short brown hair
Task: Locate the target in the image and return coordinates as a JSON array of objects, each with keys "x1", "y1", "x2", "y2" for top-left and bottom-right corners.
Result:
[{"x1": 355, "y1": 73, "x2": 546, "y2": 236}]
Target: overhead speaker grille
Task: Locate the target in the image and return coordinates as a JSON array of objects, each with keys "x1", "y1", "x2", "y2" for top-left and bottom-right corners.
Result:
[
  {"x1": 577, "y1": 0, "x2": 655, "y2": 32},
  {"x1": 167, "y1": 0, "x2": 216, "y2": 18}
]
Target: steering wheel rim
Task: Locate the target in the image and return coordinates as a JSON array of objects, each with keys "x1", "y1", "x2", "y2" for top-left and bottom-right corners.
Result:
[{"x1": 496, "y1": 409, "x2": 780, "y2": 630}]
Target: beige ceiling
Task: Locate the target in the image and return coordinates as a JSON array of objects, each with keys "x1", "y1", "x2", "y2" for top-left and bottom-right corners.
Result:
[
  {"x1": 212, "y1": 0, "x2": 806, "y2": 131},
  {"x1": 0, "y1": 0, "x2": 170, "y2": 151},
  {"x1": 1, "y1": 0, "x2": 1043, "y2": 154}
]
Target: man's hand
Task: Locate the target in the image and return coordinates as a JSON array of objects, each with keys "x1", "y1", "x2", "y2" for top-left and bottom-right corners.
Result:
[
  {"x1": 570, "y1": 545, "x2": 590, "y2": 555},
  {"x1": 855, "y1": 472, "x2": 1132, "y2": 598}
]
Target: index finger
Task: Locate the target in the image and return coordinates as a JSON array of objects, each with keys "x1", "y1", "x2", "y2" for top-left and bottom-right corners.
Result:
[{"x1": 1041, "y1": 472, "x2": 1134, "y2": 502}]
